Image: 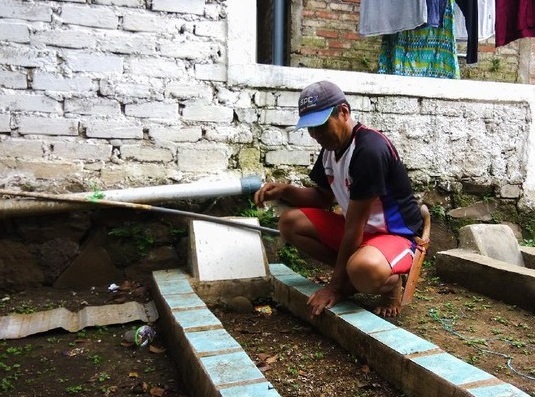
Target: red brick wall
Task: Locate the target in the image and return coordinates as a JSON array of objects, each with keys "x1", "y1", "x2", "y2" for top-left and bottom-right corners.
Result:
[{"x1": 291, "y1": 0, "x2": 535, "y2": 84}]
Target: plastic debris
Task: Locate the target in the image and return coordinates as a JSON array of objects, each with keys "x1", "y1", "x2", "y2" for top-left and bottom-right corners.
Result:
[
  {"x1": 108, "y1": 283, "x2": 120, "y2": 292},
  {"x1": 123, "y1": 325, "x2": 156, "y2": 347}
]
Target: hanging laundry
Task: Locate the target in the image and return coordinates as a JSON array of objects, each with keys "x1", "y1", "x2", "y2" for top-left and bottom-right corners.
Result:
[
  {"x1": 454, "y1": 0, "x2": 495, "y2": 41},
  {"x1": 455, "y1": 0, "x2": 478, "y2": 64},
  {"x1": 495, "y1": 0, "x2": 535, "y2": 47},
  {"x1": 378, "y1": 0, "x2": 460, "y2": 79},
  {"x1": 359, "y1": 0, "x2": 427, "y2": 36},
  {"x1": 427, "y1": 0, "x2": 448, "y2": 28}
]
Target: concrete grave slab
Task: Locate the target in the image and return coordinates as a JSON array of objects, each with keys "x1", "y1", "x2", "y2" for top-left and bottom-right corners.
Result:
[{"x1": 189, "y1": 217, "x2": 268, "y2": 281}]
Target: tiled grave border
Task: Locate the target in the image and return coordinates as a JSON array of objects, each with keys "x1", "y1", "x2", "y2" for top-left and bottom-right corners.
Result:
[{"x1": 151, "y1": 265, "x2": 529, "y2": 397}]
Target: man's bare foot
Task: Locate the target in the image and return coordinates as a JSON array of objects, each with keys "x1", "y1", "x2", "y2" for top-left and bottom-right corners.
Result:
[{"x1": 373, "y1": 276, "x2": 403, "y2": 317}]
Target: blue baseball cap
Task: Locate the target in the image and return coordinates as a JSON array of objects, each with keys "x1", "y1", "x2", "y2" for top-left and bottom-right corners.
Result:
[{"x1": 295, "y1": 81, "x2": 346, "y2": 130}]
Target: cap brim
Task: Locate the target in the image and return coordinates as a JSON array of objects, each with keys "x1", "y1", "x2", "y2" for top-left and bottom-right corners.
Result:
[{"x1": 295, "y1": 106, "x2": 334, "y2": 130}]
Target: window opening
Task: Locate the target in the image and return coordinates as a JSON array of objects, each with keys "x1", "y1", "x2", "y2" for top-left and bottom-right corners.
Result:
[{"x1": 256, "y1": 0, "x2": 291, "y2": 66}]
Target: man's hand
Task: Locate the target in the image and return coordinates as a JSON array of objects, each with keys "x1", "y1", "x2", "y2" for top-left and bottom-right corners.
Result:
[
  {"x1": 307, "y1": 285, "x2": 344, "y2": 318},
  {"x1": 254, "y1": 182, "x2": 287, "y2": 207}
]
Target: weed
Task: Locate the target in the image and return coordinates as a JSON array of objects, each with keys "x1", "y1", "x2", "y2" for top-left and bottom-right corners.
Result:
[
  {"x1": 237, "y1": 200, "x2": 278, "y2": 229},
  {"x1": 13, "y1": 302, "x2": 36, "y2": 314},
  {"x1": 278, "y1": 245, "x2": 311, "y2": 277},
  {"x1": 430, "y1": 204, "x2": 446, "y2": 220},
  {"x1": 46, "y1": 337, "x2": 61, "y2": 344},
  {"x1": 98, "y1": 372, "x2": 110, "y2": 382},
  {"x1": 144, "y1": 366, "x2": 156, "y2": 373},
  {"x1": 89, "y1": 354, "x2": 103, "y2": 365},
  {"x1": 65, "y1": 384, "x2": 84, "y2": 394},
  {"x1": 108, "y1": 223, "x2": 154, "y2": 256}
]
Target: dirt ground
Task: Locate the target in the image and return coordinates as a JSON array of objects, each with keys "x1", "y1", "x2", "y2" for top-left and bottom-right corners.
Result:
[{"x1": 1, "y1": 253, "x2": 535, "y2": 396}]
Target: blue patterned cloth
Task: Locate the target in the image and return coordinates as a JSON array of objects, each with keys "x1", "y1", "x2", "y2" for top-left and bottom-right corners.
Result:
[{"x1": 378, "y1": 0, "x2": 460, "y2": 79}]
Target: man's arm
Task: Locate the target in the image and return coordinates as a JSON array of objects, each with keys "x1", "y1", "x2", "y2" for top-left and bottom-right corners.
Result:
[
  {"x1": 307, "y1": 197, "x2": 374, "y2": 317},
  {"x1": 254, "y1": 182, "x2": 333, "y2": 209}
]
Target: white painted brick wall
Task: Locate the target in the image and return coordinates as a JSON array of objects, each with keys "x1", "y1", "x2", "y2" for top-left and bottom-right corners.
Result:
[
  {"x1": 84, "y1": 119, "x2": 143, "y2": 139},
  {"x1": 122, "y1": 12, "x2": 182, "y2": 33},
  {"x1": 0, "y1": 94, "x2": 61, "y2": 113},
  {"x1": 148, "y1": 126, "x2": 202, "y2": 142},
  {"x1": 159, "y1": 39, "x2": 215, "y2": 61},
  {"x1": 182, "y1": 105, "x2": 233, "y2": 123},
  {"x1": 0, "y1": 138, "x2": 43, "y2": 159},
  {"x1": 33, "y1": 29, "x2": 96, "y2": 49},
  {"x1": 120, "y1": 144, "x2": 174, "y2": 162},
  {"x1": 125, "y1": 102, "x2": 178, "y2": 119},
  {"x1": 265, "y1": 149, "x2": 312, "y2": 166},
  {"x1": 0, "y1": 0, "x2": 532, "y2": 209},
  {"x1": 0, "y1": 114, "x2": 10, "y2": 131},
  {"x1": 0, "y1": 70, "x2": 27, "y2": 89},
  {"x1": 59, "y1": 4, "x2": 118, "y2": 29},
  {"x1": 32, "y1": 73, "x2": 94, "y2": 92},
  {"x1": 94, "y1": 30, "x2": 156, "y2": 55},
  {"x1": 176, "y1": 143, "x2": 229, "y2": 172},
  {"x1": 65, "y1": 98, "x2": 121, "y2": 116},
  {"x1": 0, "y1": 0, "x2": 52, "y2": 22},
  {"x1": 14, "y1": 160, "x2": 83, "y2": 179},
  {"x1": 52, "y1": 141, "x2": 113, "y2": 161},
  {"x1": 164, "y1": 82, "x2": 212, "y2": 101},
  {"x1": 194, "y1": 63, "x2": 227, "y2": 81},
  {"x1": 0, "y1": 46, "x2": 53, "y2": 68},
  {"x1": 126, "y1": 58, "x2": 185, "y2": 78},
  {"x1": 94, "y1": 0, "x2": 143, "y2": 6},
  {"x1": 152, "y1": 0, "x2": 205, "y2": 15},
  {"x1": 195, "y1": 21, "x2": 226, "y2": 38},
  {"x1": 0, "y1": 22, "x2": 30, "y2": 43},
  {"x1": 18, "y1": 116, "x2": 79, "y2": 136},
  {"x1": 63, "y1": 51, "x2": 123, "y2": 73}
]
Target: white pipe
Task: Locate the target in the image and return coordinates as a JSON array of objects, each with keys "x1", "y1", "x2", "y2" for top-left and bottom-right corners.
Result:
[{"x1": 0, "y1": 175, "x2": 262, "y2": 218}]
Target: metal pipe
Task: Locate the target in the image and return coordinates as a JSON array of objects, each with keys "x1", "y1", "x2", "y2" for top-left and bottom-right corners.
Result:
[
  {"x1": 0, "y1": 189, "x2": 280, "y2": 235},
  {"x1": 272, "y1": 0, "x2": 285, "y2": 66},
  {"x1": 0, "y1": 176, "x2": 262, "y2": 218}
]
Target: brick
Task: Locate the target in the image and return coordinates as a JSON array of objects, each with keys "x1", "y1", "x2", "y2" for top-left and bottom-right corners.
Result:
[
  {"x1": 126, "y1": 58, "x2": 184, "y2": 78},
  {"x1": 0, "y1": 46, "x2": 54, "y2": 68},
  {"x1": 265, "y1": 149, "x2": 312, "y2": 166},
  {"x1": 125, "y1": 102, "x2": 178, "y2": 119},
  {"x1": 99, "y1": 76, "x2": 164, "y2": 99},
  {"x1": 0, "y1": 22, "x2": 30, "y2": 43},
  {"x1": 100, "y1": 162, "x2": 175, "y2": 184},
  {"x1": 122, "y1": 12, "x2": 182, "y2": 33},
  {"x1": 159, "y1": 39, "x2": 215, "y2": 60},
  {"x1": 120, "y1": 144, "x2": 174, "y2": 162},
  {"x1": 65, "y1": 98, "x2": 121, "y2": 116},
  {"x1": 0, "y1": 138, "x2": 43, "y2": 158},
  {"x1": 32, "y1": 73, "x2": 94, "y2": 92},
  {"x1": 64, "y1": 51, "x2": 123, "y2": 73},
  {"x1": 164, "y1": 82, "x2": 212, "y2": 101},
  {"x1": 52, "y1": 141, "x2": 112, "y2": 161},
  {"x1": 83, "y1": 119, "x2": 143, "y2": 139},
  {"x1": 59, "y1": 4, "x2": 118, "y2": 29},
  {"x1": 0, "y1": 94, "x2": 61, "y2": 113},
  {"x1": 0, "y1": 114, "x2": 10, "y2": 131},
  {"x1": 0, "y1": 70, "x2": 27, "y2": 89},
  {"x1": 0, "y1": 0, "x2": 52, "y2": 22},
  {"x1": 152, "y1": 0, "x2": 204, "y2": 15},
  {"x1": 262, "y1": 109, "x2": 297, "y2": 126},
  {"x1": 94, "y1": 30, "x2": 156, "y2": 55},
  {"x1": 32, "y1": 28, "x2": 96, "y2": 49},
  {"x1": 13, "y1": 160, "x2": 83, "y2": 179},
  {"x1": 194, "y1": 63, "x2": 227, "y2": 82},
  {"x1": 182, "y1": 105, "x2": 233, "y2": 123},
  {"x1": 94, "y1": 0, "x2": 143, "y2": 6},
  {"x1": 18, "y1": 116, "x2": 79, "y2": 136},
  {"x1": 148, "y1": 125, "x2": 202, "y2": 142},
  {"x1": 194, "y1": 21, "x2": 226, "y2": 38},
  {"x1": 176, "y1": 144, "x2": 229, "y2": 172}
]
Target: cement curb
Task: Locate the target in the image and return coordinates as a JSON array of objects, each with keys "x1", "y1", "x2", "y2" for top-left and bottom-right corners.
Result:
[{"x1": 151, "y1": 265, "x2": 530, "y2": 397}]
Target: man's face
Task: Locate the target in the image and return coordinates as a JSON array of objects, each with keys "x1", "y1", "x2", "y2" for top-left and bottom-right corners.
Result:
[{"x1": 307, "y1": 106, "x2": 348, "y2": 151}]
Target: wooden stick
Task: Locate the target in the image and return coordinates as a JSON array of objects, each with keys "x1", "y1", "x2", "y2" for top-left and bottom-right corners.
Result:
[{"x1": 0, "y1": 189, "x2": 280, "y2": 236}]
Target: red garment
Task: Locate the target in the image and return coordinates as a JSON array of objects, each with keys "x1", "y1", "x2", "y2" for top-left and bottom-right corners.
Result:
[{"x1": 495, "y1": 0, "x2": 535, "y2": 47}]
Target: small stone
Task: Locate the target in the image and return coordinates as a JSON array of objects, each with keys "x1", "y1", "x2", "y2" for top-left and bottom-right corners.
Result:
[{"x1": 227, "y1": 296, "x2": 253, "y2": 313}]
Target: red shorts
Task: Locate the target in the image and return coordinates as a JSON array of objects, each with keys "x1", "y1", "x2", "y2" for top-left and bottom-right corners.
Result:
[{"x1": 301, "y1": 208, "x2": 415, "y2": 274}]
